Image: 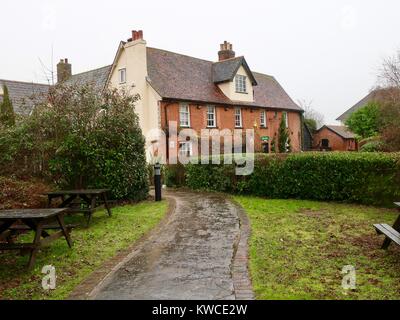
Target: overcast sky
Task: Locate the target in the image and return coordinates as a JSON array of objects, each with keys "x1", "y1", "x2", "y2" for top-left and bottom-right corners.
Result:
[{"x1": 1, "y1": 0, "x2": 400, "y2": 123}]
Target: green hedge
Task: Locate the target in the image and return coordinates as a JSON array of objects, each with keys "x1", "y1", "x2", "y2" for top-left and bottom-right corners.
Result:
[{"x1": 165, "y1": 153, "x2": 400, "y2": 207}]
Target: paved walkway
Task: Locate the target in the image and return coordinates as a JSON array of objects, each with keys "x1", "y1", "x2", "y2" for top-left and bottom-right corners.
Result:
[{"x1": 89, "y1": 190, "x2": 253, "y2": 300}]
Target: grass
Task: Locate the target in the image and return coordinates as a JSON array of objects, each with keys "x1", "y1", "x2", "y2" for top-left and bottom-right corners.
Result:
[
  {"x1": 0, "y1": 200, "x2": 168, "y2": 300},
  {"x1": 234, "y1": 196, "x2": 400, "y2": 300}
]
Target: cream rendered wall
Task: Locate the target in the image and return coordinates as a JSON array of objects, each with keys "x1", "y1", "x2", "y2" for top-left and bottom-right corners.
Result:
[
  {"x1": 108, "y1": 40, "x2": 162, "y2": 161},
  {"x1": 218, "y1": 65, "x2": 254, "y2": 102}
]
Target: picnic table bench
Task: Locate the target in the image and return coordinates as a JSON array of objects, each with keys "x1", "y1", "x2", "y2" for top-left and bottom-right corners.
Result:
[
  {"x1": 374, "y1": 202, "x2": 400, "y2": 249},
  {"x1": 0, "y1": 208, "x2": 72, "y2": 269},
  {"x1": 45, "y1": 189, "x2": 112, "y2": 226}
]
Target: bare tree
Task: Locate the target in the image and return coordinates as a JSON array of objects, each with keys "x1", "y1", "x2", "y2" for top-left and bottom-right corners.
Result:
[
  {"x1": 297, "y1": 99, "x2": 325, "y2": 130},
  {"x1": 378, "y1": 49, "x2": 400, "y2": 88}
]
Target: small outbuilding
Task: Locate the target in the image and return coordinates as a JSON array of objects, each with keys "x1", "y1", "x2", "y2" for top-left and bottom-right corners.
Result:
[{"x1": 313, "y1": 125, "x2": 357, "y2": 151}]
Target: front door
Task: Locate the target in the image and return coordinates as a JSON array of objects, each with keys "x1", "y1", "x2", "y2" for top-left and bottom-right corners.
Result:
[{"x1": 262, "y1": 143, "x2": 269, "y2": 153}]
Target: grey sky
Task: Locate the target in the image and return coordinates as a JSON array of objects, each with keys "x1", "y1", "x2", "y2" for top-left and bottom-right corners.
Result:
[{"x1": 1, "y1": 0, "x2": 400, "y2": 123}]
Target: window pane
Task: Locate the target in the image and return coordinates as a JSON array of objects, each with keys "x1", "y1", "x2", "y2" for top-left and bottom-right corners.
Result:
[
  {"x1": 180, "y1": 105, "x2": 190, "y2": 127},
  {"x1": 235, "y1": 108, "x2": 242, "y2": 127},
  {"x1": 179, "y1": 142, "x2": 192, "y2": 157},
  {"x1": 260, "y1": 111, "x2": 266, "y2": 127},
  {"x1": 235, "y1": 75, "x2": 247, "y2": 93},
  {"x1": 119, "y1": 69, "x2": 126, "y2": 83},
  {"x1": 207, "y1": 106, "x2": 216, "y2": 127}
]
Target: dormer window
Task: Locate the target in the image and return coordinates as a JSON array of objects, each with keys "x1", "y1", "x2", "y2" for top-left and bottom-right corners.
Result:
[
  {"x1": 235, "y1": 75, "x2": 247, "y2": 93},
  {"x1": 118, "y1": 68, "x2": 126, "y2": 84}
]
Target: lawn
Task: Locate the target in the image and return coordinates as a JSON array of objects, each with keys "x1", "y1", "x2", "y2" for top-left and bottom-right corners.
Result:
[
  {"x1": 0, "y1": 200, "x2": 168, "y2": 300},
  {"x1": 234, "y1": 196, "x2": 400, "y2": 300}
]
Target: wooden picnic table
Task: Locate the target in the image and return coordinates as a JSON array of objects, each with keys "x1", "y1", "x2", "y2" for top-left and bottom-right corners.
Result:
[
  {"x1": 0, "y1": 208, "x2": 72, "y2": 269},
  {"x1": 45, "y1": 189, "x2": 112, "y2": 226},
  {"x1": 374, "y1": 202, "x2": 400, "y2": 249}
]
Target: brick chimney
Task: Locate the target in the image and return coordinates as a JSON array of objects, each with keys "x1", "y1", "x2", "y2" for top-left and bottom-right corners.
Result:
[
  {"x1": 127, "y1": 30, "x2": 144, "y2": 42},
  {"x1": 218, "y1": 41, "x2": 235, "y2": 61},
  {"x1": 57, "y1": 58, "x2": 72, "y2": 83}
]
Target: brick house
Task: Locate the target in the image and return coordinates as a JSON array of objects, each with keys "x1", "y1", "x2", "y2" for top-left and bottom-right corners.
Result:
[
  {"x1": 105, "y1": 30, "x2": 303, "y2": 160},
  {"x1": 1, "y1": 29, "x2": 304, "y2": 160},
  {"x1": 313, "y1": 125, "x2": 357, "y2": 151}
]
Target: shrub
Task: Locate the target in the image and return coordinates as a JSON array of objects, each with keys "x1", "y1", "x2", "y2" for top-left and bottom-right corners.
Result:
[
  {"x1": 167, "y1": 152, "x2": 400, "y2": 207},
  {"x1": 0, "y1": 84, "x2": 148, "y2": 201},
  {"x1": 0, "y1": 176, "x2": 52, "y2": 209},
  {"x1": 0, "y1": 84, "x2": 16, "y2": 127},
  {"x1": 345, "y1": 101, "x2": 380, "y2": 139},
  {"x1": 164, "y1": 163, "x2": 186, "y2": 188}
]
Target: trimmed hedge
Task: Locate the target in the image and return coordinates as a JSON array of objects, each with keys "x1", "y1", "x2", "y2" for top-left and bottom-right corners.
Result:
[{"x1": 165, "y1": 153, "x2": 400, "y2": 207}]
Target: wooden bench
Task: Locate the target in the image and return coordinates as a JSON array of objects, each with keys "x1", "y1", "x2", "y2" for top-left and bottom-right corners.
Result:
[
  {"x1": 0, "y1": 208, "x2": 73, "y2": 269},
  {"x1": 374, "y1": 223, "x2": 400, "y2": 248},
  {"x1": 45, "y1": 189, "x2": 112, "y2": 227},
  {"x1": 374, "y1": 202, "x2": 400, "y2": 249}
]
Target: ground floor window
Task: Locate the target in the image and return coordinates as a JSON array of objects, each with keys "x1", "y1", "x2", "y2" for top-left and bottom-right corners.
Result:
[
  {"x1": 179, "y1": 141, "x2": 192, "y2": 157},
  {"x1": 321, "y1": 139, "x2": 329, "y2": 148},
  {"x1": 235, "y1": 108, "x2": 242, "y2": 128}
]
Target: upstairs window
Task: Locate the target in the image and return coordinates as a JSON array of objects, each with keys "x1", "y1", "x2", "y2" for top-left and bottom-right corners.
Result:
[
  {"x1": 235, "y1": 107, "x2": 242, "y2": 128},
  {"x1": 118, "y1": 68, "x2": 126, "y2": 84},
  {"x1": 179, "y1": 104, "x2": 190, "y2": 127},
  {"x1": 235, "y1": 75, "x2": 247, "y2": 93},
  {"x1": 207, "y1": 105, "x2": 216, "y2": 127},
  {"x1": 260, "y1": 110, "x2": 267, "y2": 127}
]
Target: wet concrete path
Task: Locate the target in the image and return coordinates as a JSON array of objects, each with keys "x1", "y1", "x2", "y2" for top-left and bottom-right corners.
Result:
[{"x1": 90, "y1": 191, "x2": 244, "y2": 300}]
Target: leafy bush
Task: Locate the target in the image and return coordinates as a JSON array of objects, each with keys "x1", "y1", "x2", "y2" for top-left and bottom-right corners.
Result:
[
  {"x1": 0, "y1": 84, "x2": 16, "y2": 127},
  {"x1": 164, "y1": 163, "x2": 186, "y2": 187},
  {"x1": 0, "y1": 84, "x2": 148, "y2": 200},
  {"x1": 166, "y1": 153, "x2": 400, "y2": 207},
  {"x1": 360, "y1": 140, "x2": 384, "y2": 152},
  {"x1": 345, "y1": 101, "x2": 380, "y2": 139}
]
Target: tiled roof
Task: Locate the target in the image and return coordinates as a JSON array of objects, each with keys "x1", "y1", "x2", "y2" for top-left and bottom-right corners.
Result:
[
  {"x1": 66, "y1": 65, "x2": 112, "y2": 91},
  {"x1": 336, "y1": 91, "x2": 377, "y2": 122},
  {"x1": 253, "y1": 72, "x2": 302, "y2": 111},
  {"x1": 0, "y1": 79, "x2": 50, "y2": 115},
  {"x1": 322, "y1": 125, "x2": 356, "y2": 139},
  {"x1": 212, "y1": 56, "x2": 257, "y2": 85},
  {"x1": 147, "y1": 47, "x2": 302, "y2": 111}
]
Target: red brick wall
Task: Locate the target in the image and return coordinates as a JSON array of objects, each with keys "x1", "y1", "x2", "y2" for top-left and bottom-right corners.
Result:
[
  {"x1": 160, "y1": 102, "x2": 302, "y2": 153},
  {"x1": 313, "y1": 127, "x2": 357, "y2": 151}
]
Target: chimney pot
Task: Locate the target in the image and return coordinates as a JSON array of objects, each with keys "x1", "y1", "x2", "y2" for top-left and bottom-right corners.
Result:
[
  {"x1": 57, "y1": 58, "x2": 72, "y2": 83},
  {"x1": 218, "y1": 41, "x2": 235, "y2": 61}
]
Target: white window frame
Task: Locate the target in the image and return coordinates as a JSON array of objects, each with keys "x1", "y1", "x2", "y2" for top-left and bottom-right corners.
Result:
[
  {"x1": 207, "y1": 105, "x2": 216, "y2": 128},
  {"x1": 235, "y1": 107, "x2": 242, "y2": 128},
  {"x1": 179, "y1": 141, "x2": 192, "y2": 157},
  {"x1": 283, "y1": 112, "x2": 289, "y2": 128},
  {"x1": 260, "y1": 110, "x2": 267, "y2": 127},
  {"x1": 118, "y1": 68, "x2": 126, "y2": 84},
  {"x1": 235, "y1": 75, "x2": 247, "y2": 93},
  {"x1": 179, "y1": 104, "x2": 190, "y2": 127}
]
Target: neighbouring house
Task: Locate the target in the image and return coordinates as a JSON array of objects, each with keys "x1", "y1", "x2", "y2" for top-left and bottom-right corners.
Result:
[
  {"x1": 0, "y1": 80, "x2": 49, "y2": 115},
  {"x1": 1, "y1": 29, "x2": 304, "y2": 160},
  {"x1": 313, "y1": 125, "x2": 358, "y2": 151},
  {"x1": 336, "y1": 88, "x2": 394, "y2": 123}
]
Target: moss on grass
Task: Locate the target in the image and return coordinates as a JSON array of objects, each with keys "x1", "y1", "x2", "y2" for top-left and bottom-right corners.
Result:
[{"x1": 234, "y1": 196, "x2": 400, "y2": 300}]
